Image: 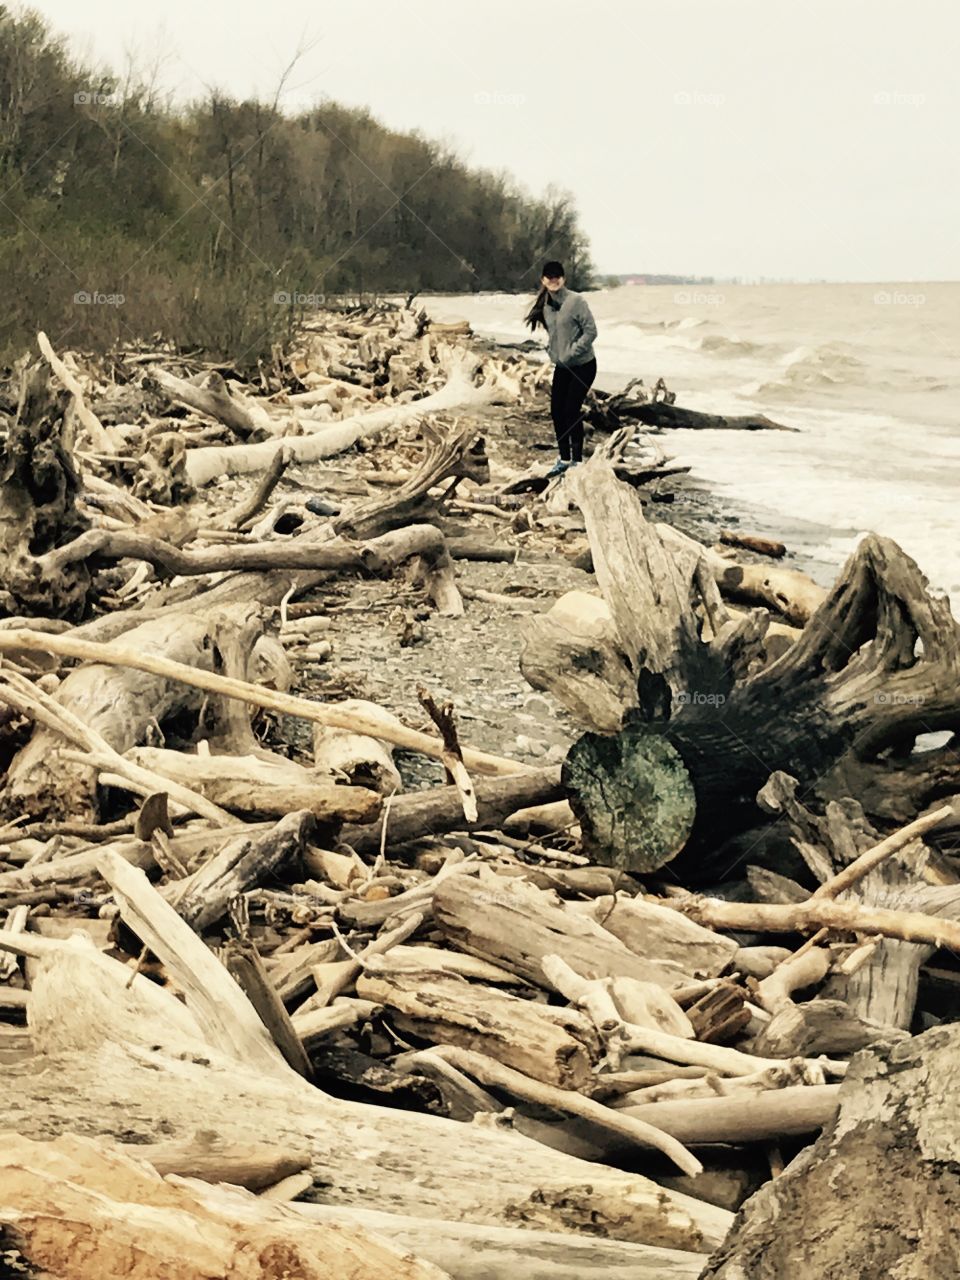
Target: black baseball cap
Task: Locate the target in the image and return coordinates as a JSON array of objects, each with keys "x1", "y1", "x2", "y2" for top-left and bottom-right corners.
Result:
[{"x1": 541, "y1": 260, "x2": 565, "y2": 279}]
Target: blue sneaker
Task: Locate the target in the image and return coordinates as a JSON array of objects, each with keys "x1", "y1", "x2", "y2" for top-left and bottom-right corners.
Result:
[{"x1": 546, "y1": 458, "x2": 571, "y2": 478}]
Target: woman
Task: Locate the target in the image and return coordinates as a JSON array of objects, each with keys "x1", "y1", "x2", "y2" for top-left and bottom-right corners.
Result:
[{"x1": 524, "y1": 259, "x2": 598, "y2": 476}]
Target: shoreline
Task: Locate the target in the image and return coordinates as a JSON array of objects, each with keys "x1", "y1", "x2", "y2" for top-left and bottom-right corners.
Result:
[{"x1": 475, "y1": 330, "x2": 843, "y2": 588}]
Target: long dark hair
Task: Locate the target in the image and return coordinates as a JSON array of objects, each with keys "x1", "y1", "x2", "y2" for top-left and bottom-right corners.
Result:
[{"x1": 524, "y1": 259, "x2": 565, "y2": 332}]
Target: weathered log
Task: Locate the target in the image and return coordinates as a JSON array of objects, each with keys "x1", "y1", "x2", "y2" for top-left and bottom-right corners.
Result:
[
  {"x1": 748, "y1": 997, "x2": 908, "y2": 1057},
  {"x1": 564, "y1": 458, "x2": 960, "y2": 878},
  {"x1": 519, "y1": 590, "x2": 637, "y2": 732},
  {"x1": 312, "y1": 700, "x2": 403, "y2": 795},
  {"x1": 151, "y1": 366, "x2": 275, "y2": 439},
  {"x1": 0, "y1": 1132, "x2": 446, "y2": 1280},
  {"x1": 627, "y1": 401, "x2": 796, "y2": 432},
  {"x1": 356, "y1": 966, "x2": 601, "y2": 1088},
  {"x1": 621, "y1": 1083, "x2": 841, "y2": 1145},
  {"x1": 701, "y1": 1026, "x2": 960, "y2": 1278},
  {"x1": 126, "y1": 747, "x2": 380, "y2": 823},
  {"x1": 166, "y1": 811, "x2": 315, "y2": 931},
  {"x1": 718, "y1": 530, "x2": 786, "y2": 558},
  {"x1": 578, "y1": 894, "x2": 739, "y2": 978},
  {"x1": 295, "y1": 1203, "x2": 708, "y2": 1279},
  {"x1": 433, "y1": 867, "x2": 692, "y2": 989},
  {"x1": 338, "y1": 767, "x2": 563, "y2": 855}
]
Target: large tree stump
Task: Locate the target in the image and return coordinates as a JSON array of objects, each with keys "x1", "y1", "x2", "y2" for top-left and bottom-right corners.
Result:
[
  {"x1": 701, "y1": 1025, "x2": 960, "y2": 1278},
  {"x1": 561, "y1": 458, "x2": 960, "y2": 881}
]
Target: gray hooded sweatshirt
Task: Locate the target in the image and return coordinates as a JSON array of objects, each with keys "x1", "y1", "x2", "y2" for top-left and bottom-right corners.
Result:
[{"x1": 543, "y1": 285, "x2": 598, "y2": 367}]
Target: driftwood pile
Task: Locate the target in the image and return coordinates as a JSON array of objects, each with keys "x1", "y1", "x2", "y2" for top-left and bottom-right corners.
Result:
[{"x1": 0, "y1": 303, "x2": 959, "y2": 1279}]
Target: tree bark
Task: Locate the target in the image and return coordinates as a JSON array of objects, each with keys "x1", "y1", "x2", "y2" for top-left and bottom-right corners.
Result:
[{"x1": 701, "y1": 1026, "x2": 960, "y2": 1279}]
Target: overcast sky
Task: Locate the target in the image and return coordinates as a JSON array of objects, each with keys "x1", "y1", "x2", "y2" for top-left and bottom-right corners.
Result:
[{"x1": 34, "y1": 0, "x2": 958, "y2": 280}]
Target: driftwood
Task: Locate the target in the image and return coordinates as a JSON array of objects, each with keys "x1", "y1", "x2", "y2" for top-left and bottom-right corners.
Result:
[
  {"x1": 126, "y1": 747, "x2": 381, "y2": 823},
  {"x1": 0, "y1": 361, "x2": 90, "y2": 619},
  {"x1": 0, "y1": 1132, "x2": 447, "y2": 1280},
  {"x1": 519, "y1": 590, "x2": 637, "y2": 732},
  {"x1": 701, "y1": 1026, "x2": 960, "y2": 1279},
  {"x1": 561, "y1": 454, "x2": 960, "y2": 879},
  {"x1": 3, "y1": 875, "x2": 730, "y2": 1256},
  {"x1": 166, "y1": 811, "x2": 316, "y2": 931},
  {"x1": 4, "y1": 306, "x2": 959, "y2": 1278},
  {"x1": 356, "y1": 966, "x2": 601, "y2": 1088},
  {"x1": 338, "y1": 767, "x2": 563, "y2": 855},
  {"x1": 295, "y1": 1202, "x2": 708, "y2": 1279}
]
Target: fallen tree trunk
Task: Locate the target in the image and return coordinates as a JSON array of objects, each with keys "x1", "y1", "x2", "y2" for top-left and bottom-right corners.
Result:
[
  {"x1": 184, "y1": 348, "x2": 513, "y2": 486},
  {"x1": 562, "y1": 456, "x2": 960, "y2": 880}
]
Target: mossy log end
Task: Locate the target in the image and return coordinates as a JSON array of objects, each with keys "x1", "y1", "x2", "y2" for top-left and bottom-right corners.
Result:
[{"x1": 563, "y1": 724, "x2": 695, "y2": 873}]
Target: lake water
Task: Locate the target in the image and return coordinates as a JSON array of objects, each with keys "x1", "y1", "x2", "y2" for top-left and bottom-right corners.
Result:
[{"x1": 427, "y1": 282, "x2": 960, "y2": 599}]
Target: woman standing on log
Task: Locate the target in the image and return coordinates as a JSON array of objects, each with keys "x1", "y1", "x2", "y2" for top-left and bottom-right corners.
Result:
[{"x1": 525, "y1": 260, "x2": 599, "y2": 476}]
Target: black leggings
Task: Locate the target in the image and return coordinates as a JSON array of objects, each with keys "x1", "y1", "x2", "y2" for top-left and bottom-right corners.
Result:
[{"x1": 551, "y1": 357, "x2": 597, "y2": 462}]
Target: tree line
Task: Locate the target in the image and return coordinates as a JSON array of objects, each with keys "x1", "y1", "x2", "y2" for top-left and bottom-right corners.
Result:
[{"x1": 0, "y1": 6, "x2": 594, "y2": 367}]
